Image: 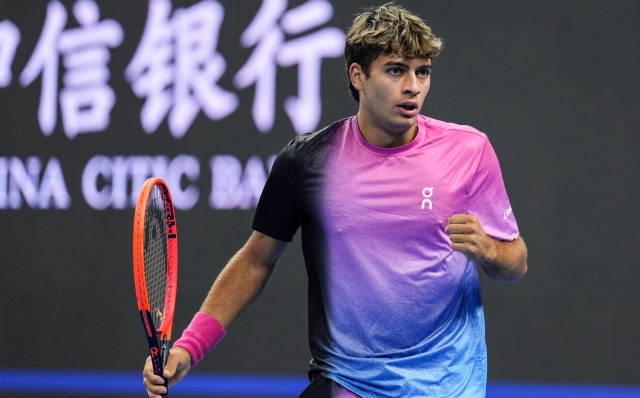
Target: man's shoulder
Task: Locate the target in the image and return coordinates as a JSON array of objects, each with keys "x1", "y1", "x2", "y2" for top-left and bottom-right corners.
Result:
[
  {"x1": 283, "y1": 116, "x2": 352, "y2": 152},
  {"x1": 421, "y1": 115, "x2": 488, "y2": 142},
  {"x1": 276, "y1": 117, "x2": 353, "y2": 167},
  {"x1": 298, "y1": 116, "x2": 352, "y2": 141}
]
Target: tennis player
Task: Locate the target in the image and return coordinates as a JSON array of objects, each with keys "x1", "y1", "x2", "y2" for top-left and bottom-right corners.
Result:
[{"x1": 143, "y1": 4, "x2": 527, "y2": 397}]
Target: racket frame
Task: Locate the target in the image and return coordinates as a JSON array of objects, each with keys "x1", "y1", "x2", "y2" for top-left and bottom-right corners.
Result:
[{"x1": 133, "y1": 177, "x2": 178, "y2": 384}]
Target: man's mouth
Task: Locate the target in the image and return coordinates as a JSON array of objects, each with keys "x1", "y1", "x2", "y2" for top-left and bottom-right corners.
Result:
[
  {"x1": 398, "y1": 102, "x2": 418, "y2": 116},
  {"x1": 398, "y1": 102, "x2": 417, "y2": 110}
]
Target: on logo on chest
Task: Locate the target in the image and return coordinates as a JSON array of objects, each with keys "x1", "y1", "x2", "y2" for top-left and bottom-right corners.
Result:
[{"x1": 421, "y1": 187, "x2": 434, "y2": 210}]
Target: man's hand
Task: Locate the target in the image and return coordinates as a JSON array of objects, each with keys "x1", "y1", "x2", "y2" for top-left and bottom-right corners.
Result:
[
  {"x1": 445, "y1": 214, "x2": 496, "y2": 262},
  {"x1": 445, "y1": 214, "x2": 527, "y2": 282},
  {"x1": 143, "y1": 347, "x2": 191, "y2": 398}
]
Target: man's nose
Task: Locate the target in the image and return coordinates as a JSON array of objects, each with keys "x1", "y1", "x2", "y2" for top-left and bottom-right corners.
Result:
[{"x1": 402, "y1": 73, "x2": 420, "y2": 96}]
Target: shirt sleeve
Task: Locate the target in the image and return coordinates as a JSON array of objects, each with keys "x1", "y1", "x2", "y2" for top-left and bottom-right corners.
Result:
[
  {"x1": 252, "y1": 137, "x2": 304, "y2": 242},
  {"x1": 466, "y1": 137, "x2": 519, "y2": 241}
]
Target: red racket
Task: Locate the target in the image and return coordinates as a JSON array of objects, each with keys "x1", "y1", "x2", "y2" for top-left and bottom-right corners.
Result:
[{"x1": 133, "y1": 177, "x2": 178, "y2": 397}]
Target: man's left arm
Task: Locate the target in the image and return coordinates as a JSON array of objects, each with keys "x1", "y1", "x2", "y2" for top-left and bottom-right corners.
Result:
[{"x1": 445, "y1": 214, "x2": 527, "y2": 282}]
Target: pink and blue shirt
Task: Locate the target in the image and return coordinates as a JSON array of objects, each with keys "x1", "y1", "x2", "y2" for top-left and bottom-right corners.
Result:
[{"x1": 253, "y1": 115, "x2": 519, "y2": 397}]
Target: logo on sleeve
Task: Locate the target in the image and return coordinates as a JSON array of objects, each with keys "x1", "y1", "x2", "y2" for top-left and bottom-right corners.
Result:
[
  {"x1": 503, "y1": 206, "x2": 512, "y2": 220},
  {"x1": 421, "y1": 187, "x2": 433, "y2": 210}
]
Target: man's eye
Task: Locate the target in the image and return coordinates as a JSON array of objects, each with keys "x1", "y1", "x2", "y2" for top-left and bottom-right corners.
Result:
[
  {"x1": 417, "y1": 70, "x2": 431, "y2": 77},
  {"x1": 388, "y1": 68, "x2": 401, "y2": 75}
]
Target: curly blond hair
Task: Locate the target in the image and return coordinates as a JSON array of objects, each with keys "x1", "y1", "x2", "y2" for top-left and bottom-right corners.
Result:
[{"x1": 345, "y1": 3, "x2": 443, "y2": 101}]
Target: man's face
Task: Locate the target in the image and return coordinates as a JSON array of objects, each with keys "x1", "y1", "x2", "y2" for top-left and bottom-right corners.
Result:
[{"x1": 353, "y1": 53, "x2": 432, "y2": 145}]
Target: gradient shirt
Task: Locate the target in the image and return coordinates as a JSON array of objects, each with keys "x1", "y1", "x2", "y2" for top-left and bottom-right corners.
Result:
[{"x1": 253, "y1": 115, "x2": 519, "y2": 397}]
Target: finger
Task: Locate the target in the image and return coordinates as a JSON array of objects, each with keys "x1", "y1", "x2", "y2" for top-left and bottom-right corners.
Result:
[
  {"x1": 143, "y1": 377, "x2": 168, "y2": 397},
  {"x1": 163, "y1": 364, "x2": 175, "y2": 379},
  {"x1": 450, "y1": 235, "x2": 480, "y2": 248},
  {"x1": 448, "y1": 214, "x2": 473, "y2": 224},
  {"x1": 162, "y1": 349, "x2": 189, "y2": 379},
  {"x1": 143, "y1": 357, "x2": 165, "y2": 384},
  {"x1": 445, "y1": 224, "x2": 476, "y2": 235},
  {"x1": 448, "y1": 233, "x2": 470, "y2": 243}
]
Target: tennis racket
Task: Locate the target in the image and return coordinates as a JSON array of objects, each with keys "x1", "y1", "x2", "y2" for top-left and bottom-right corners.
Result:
[{"x1": 133, "y1": 177, "x2": 178, "y2": 397}]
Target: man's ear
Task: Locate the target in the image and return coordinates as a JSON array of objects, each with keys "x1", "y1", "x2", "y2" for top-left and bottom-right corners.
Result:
[{"x1": 349, "y1": 63, "x2": 365, "y2": 91}]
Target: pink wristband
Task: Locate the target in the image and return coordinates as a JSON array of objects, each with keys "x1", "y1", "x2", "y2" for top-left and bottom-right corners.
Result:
[{"x1": 173, "y1": 311, "x2": 226, "y2": 366}]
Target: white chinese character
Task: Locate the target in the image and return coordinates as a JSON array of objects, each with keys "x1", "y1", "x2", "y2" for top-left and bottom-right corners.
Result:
[
  {"x1": 0, "y1": 20, "x2": 21, "y2": 88},
  {"x1": 19, "y1": 0, "x2": 123, "y2": 138},
  {"x1": 234, "y1": 0, "x2": 345, "y2": 134},
  {"x1": 125, "y1": 0, "x2": 238, "y2": 139}
]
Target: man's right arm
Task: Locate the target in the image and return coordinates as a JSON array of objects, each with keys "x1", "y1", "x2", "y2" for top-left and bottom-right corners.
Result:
[
  {"x1": 200, "y1": 230, "x2": 288, "y2": 327},
  {"x1": 143, "y1": 231, "x2": 288, "y2": 398}
]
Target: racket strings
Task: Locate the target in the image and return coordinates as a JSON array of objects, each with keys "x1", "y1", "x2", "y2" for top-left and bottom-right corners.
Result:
[{"x1": 144, "y1": 185, "x2": 169, "y2": 330}]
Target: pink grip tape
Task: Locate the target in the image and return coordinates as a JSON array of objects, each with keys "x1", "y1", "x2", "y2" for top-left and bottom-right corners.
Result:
[{"x1": 173, "y1": 311, "x2": 226, "y2": 366}]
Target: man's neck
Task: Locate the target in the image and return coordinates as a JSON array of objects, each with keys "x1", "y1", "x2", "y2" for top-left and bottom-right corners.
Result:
[{"x1": 357, "y1": 112, "x2": 418, "y2": 148}]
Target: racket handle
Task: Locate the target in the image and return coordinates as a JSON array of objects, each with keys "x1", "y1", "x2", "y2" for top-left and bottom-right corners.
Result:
[{"x1": 161, "y1": 336, "x2": 170, "y2": 398}]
